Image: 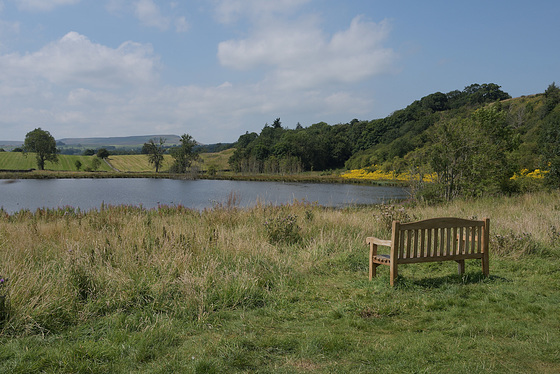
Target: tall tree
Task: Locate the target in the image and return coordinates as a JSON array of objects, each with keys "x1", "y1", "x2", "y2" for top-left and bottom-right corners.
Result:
[
  {"x1": 144, "y1": 138, "x2": 166, "y2": 173},
  {"x1": 425, "y1": 106, "x2": 518, "y2": 200},
  {"x1": 96, "y1": 148, "x2": 110, "y2": 159},
  {"x1": 23, "y1": 128, "x2": 59, "y2": 170},
  {"x1": 540, "y1": 112, "x2": 560, "y2": 187},
  {"x1": 170, "y1": 134, "x2": 199, "y2": 173}
]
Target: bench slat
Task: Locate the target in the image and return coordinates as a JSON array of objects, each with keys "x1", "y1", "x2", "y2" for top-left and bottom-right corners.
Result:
[
  {"x1": 398, "y1": 252, "x2": 484, "y2": 264},
  {"x1": 399, "y1": 217, "x2": 484, "y2": 230}
]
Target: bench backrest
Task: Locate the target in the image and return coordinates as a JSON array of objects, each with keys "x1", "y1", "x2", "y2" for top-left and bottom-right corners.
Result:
[{"x1": 391, "y1": 217, "x2": 489, "y2": 262}]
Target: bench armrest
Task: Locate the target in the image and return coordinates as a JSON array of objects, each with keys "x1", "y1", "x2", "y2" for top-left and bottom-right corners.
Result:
[{"x1": 366, "y1": 237, "x2": 392, "y2": 247}]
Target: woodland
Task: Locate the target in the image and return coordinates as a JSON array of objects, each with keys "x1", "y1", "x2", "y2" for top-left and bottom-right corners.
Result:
[{"x1": 228, "y1": 83, "x2": 560, "y2": 200}]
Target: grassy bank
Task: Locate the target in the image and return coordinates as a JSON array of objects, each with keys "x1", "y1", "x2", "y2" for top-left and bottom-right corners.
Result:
[{"x1": 0, "y1": 192, "x2": 559, "y2": 373}]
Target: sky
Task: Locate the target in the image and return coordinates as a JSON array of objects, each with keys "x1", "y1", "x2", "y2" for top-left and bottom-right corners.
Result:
[{"x1": 0, "y1": 0, "x2": 559, "y2": 144}]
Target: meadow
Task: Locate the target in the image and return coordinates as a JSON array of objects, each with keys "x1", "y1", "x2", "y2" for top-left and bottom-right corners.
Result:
[
  {"x1": 0, "y1": 149, "x2": 235, "y2": 174},
  {"x1": 0, "y1": 191, "x2": 559, "y2": 373},
  {"x1": 0, "y1": 152, "x2": 112, "y2": 172}
]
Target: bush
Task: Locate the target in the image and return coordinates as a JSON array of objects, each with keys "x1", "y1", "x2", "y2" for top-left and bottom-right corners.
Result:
[
  {"x1": 264, "y1": 214, "x2": 301, "y2": 245},
  {"x1": 491, "y1": 230, "x2": 541, "y2": 258},
  {"x1": 377, "y1": 204, "x2": 412, "y2": 231}
]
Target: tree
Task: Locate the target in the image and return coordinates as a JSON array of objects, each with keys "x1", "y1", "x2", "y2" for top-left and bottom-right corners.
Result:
[
  {"x1": 540, "y1": 112, "x2": 560, "y2": 187},
  {"x1": 170, "y1": 134, "x2": 199, "y2": 173},
  {"x1": 24, "y1": 128, "x2": 59, "y2": 170},
  {"x1": 541, "y1": 82, "x2": 560, "y2": 118},
  {"x1": 97, "y1": 148, "x2": 110, "y2": 159},
  {"x1": 273, "y1": 118, "x2": 282, "y2": 129},
  {"x1": 91, "y1": 157, "x2": 101, "y2": 171},
  {"x1": 75, "y1": 160, "x2": 82, "y2": 171},
  {"x1": 144, "y1": 138, "x2": 166, "y2": 173},
  {"x1": 424, "y1": 106, "x2": 518, "y2": 200}
]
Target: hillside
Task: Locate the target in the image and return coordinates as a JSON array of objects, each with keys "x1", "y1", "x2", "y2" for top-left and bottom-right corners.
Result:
[{"x1": 57, "y1": 135, "x2": 182, "y2": 147}]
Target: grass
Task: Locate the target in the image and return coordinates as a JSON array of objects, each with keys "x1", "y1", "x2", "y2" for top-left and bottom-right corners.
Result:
[
  {"x1": 0, "y1": 191, "x2": 559, "y2": 372},
  {"x1": 0, "y1": 149, "x2": 233, "y2": 174},
  {"x1": 0, "y1": 152, "x2": 112, "y2": 172}
]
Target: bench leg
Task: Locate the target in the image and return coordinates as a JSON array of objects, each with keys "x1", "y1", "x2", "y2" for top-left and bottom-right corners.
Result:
[
  {"x1": 370, "y1": 263, "x2": 379, "y2": 280},
  {"x1": 482, "y1": 254, "x2": 489, "y2": 277},
  {"x1": 456, "y1": 260, "x2": 465, "y2": 275},
  {"x1": 390, "y1": 262, "x2": 398, "y2": 286}
]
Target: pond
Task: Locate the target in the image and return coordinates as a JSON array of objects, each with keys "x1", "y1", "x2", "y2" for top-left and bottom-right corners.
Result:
[{"x1": 0, "y1": 178, "x2": 409, "y2": 213}]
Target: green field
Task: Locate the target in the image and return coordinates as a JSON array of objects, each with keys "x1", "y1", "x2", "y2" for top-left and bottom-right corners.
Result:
[
  {"x1": 0, "y1": 152, "x2": 112, "y2": 172},
  {"x1": 0, "y1": 149, "x2": 235, "y2": 173},
  {"x1": 0, "y1": 191, "x2": 559, "y2": 373}
]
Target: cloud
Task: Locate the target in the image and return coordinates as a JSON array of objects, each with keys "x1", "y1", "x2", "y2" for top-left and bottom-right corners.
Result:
[
  {"x1": 134, "y1": 0, "x2": 169, "y2": 30},
  {"x1": 218, "y1": 15, "x2": 396, "y2": 90},
  {"x1": 13, "y1": 0, "x2": 80, "y2": 11},
  {"x1": 174, "y1": 16, "x2": 189, "y2": 33},
  {"x1": 0, "y1": 31, "x2": 159, "y2": 89},
  {"x1": 214, "y1": 0, "x2": 311, "y2": 23},
  {"x1": 107, "y1": 0, "x2": 188, "y2": 32}
]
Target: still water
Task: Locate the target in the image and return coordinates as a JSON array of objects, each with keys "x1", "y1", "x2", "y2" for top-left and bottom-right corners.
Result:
[{"x1": 0, "y1": 178, "x2": 409, "y2": 213}]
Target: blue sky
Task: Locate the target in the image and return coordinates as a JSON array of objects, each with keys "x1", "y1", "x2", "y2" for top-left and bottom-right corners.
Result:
[{"x1": 0, "y1": 0, "x2": 558, "y2": 144}]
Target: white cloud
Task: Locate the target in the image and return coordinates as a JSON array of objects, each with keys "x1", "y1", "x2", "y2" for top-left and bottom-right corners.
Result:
[
  {"x1": 107, "y1": 0, "x2": 188, "y2": 33},
  {"x1": 218, "y1": 15, "x2": 396, "y2": 90},
  {"x1": 174, "y1": 16, "x2": 189, "y2": 33},
  {"x1": 134, "y1": 0, "x2": 169, "y2": 30},
  {"x1": 13, "y1": 0, "x2": 80, "y2": 11},
  {"x1": 0, "y1": 31, "x2": 159, "y2": 89},
  {"x1": 214, "y1": 0, "x2": 311, "y2": 23}
]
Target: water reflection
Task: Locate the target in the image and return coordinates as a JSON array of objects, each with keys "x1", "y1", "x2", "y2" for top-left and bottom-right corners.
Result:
[{"x1": 0, "y1": 178, "x2": 409, "y2": 213}]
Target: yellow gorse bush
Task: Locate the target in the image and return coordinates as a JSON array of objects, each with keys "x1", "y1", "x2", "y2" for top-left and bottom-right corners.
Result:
[
  {"x1": 510, "y1": 169, "x2": 548, "y2": 180},
  {"x1": 343, "y1": 166, "x2": 548, "y2": 183},
  {"x1": 341, "y1": 167, "x2": 437, "y2": 182}
]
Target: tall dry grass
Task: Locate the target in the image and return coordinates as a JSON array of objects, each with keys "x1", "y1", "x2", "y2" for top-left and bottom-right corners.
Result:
[
  {"x1": 0, "y1": 201, "x2": 378, "y2": 335},
  {"x1": 1, "y1": 190, "x2": 559, "y2": 336}
]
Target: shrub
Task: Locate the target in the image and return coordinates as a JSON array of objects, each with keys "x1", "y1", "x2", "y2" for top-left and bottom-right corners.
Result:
[
  {"x1": 377, "y1": 204, "x2": 412, "y2": 231},
  {"x1": 264, "y1": 214, "x2": 301, "y2": 245},
  {"x1": 491, "y1": 230, "x2": 541, "y2": 258}
]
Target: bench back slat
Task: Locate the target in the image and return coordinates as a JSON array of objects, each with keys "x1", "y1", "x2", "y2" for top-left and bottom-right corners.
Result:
[{"x1": 393, "y1": 217, "x2": 487, "y2": 260}]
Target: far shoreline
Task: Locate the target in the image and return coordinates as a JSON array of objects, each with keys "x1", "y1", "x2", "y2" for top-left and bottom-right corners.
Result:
[{"x1": 0, "y1": 170, "x2": 409, "y2": 187}]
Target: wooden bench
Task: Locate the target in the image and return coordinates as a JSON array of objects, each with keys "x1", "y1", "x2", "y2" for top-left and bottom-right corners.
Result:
[{"x1": 367, "y1": 217, "x2": 489, "y2": 286}]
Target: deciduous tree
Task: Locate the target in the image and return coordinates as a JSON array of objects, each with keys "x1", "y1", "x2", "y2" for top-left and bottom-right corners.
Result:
[
  {"x1": 170, "y1": 134, "x2": 199, "y2": 173},
  {"x1": 23, "y1": 128, "x2": 59, "y2": 170},
  {"x1": 144, "y1": 138, "x2": 166, "y2": 173}
]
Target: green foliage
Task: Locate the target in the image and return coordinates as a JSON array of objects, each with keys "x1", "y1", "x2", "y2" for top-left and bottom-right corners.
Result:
[
  {"x1": 540, "y1": 82, "x2": 560, "y2": 118},
  {"x1": 74, "y1": 160, "x2": 82, "y2": 171},
  {"x1": 264, "y1": 213, "x2": 302, "y2": 245},
  {"x1": 229, "y1": 119, "x2": 350, "y2": 172},
  {"x1": 143, "y1": 138, "x2": 166, "y2": 173},
  {"x1": 90, "y1": 157, "x2": 101, "y2": 171},
  {"x1": 96, "y1": 148, "x2": 110, "y2": 159},
  {"x1": 23, "y1": 128, "x2": 59, "y2": 170},
  {"x1": 540, "y1": 111, "x2": 560, "y2": 186},
  {"x1": 377, "y1": 204, "x2": 413, "y2": 231},
  {"x1": 421, "y1": 106, "x2": 519, "y2": 200},
  {"x1": 169, "y1": 134, "x2": 199, "y2": 173}
]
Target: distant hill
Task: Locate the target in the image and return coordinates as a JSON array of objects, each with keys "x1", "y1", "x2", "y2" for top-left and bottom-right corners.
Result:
[
  {"x1": 57, "y1": 135, "x2": 182, "y2": 147},
  {"x1": 0, "y1": 140, "x2": 23, "y2": 147}
]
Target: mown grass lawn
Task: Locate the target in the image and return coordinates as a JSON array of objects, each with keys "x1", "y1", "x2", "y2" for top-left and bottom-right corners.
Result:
[{"x1": 0, "y1": 192, "x2": 559, "y2": 373}]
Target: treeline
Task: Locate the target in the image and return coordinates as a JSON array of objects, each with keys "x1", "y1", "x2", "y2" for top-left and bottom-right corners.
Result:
[
  {"x1": 229, "y1": 83, "x2": 511, "y2": 173},
  {"x1": 228, "y1": 82, "x2": 560, "y2": 199}
]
